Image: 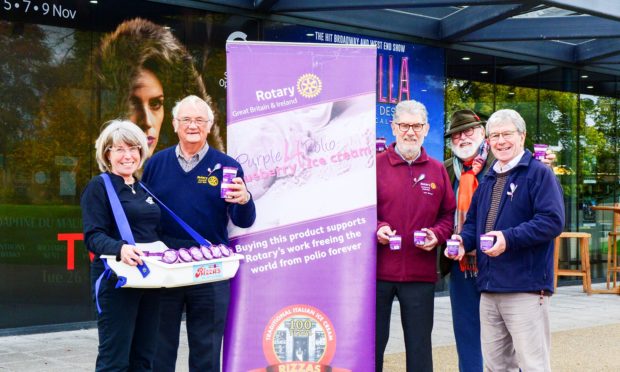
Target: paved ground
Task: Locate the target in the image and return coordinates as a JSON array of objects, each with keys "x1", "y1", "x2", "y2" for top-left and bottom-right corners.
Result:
[{"x1": 1, "y1": 283, "x2": 619, "y2": 371}]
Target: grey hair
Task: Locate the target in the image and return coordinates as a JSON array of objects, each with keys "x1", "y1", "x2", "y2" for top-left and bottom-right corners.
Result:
[
  {"x1": 486, "y1": 109, "x2": 526, "y2": 135},
  {"x1": 95, "y1": 120, "x2": 149, "y2": 173},
  {"x1": 392, "y1": 100, "x2": 428, "y2": 125},
  {"x1": 172, "y1": 95, "x2": 214, "y2": 122}
]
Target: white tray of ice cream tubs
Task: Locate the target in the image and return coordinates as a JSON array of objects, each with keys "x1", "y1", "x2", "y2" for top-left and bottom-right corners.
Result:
[{"x1": 101, "y1": 243, "x2": 244, "y2": 288}]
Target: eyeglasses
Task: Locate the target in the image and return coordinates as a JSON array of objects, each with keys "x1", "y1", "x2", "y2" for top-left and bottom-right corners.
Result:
[
  {"x1": 177, "y1": 117, "x2": 210, "y2": 126},
  {"x1": 488, "y1": 130, "x2": 518, "y2": 142},
  {"x1": 450, "y1": 126, "x2": 481, "y2": 141},
  {"x1": 395, "y1": 122, "x2": 425, "y2": 133},
  {"x1": 108, "y1": 145, "x2": 141, "y2": 155}
]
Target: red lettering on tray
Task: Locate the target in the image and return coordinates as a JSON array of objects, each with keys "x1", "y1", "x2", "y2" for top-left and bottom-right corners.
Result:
[{"x1": 194, "y1": 265, "x2": 222, "y2": 278}]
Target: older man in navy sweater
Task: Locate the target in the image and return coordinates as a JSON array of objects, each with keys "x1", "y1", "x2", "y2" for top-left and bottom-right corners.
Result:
[
  {"x1": 142, "y1": 95, "x2": 255, "y2": 372},
  {"x1": 447, "y1": 109, "x2": 564, "y2": 372}
]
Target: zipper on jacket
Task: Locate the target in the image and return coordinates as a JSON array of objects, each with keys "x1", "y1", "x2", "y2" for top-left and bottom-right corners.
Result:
[{"x1": 403, "y1": 163, "x2": 414, "y2": 275}]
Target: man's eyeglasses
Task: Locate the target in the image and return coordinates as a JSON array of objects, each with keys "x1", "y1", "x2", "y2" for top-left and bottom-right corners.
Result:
[
  {"x1": 177, "y1": 117, "x2": 210, "y2": 126},
  {"x1": 450, "y1": 126, "x2": 481, "y2": 141},
  {"x1": 108, "y1": 145, "x2": 141, "y2": 155},
  {"x1": 395, "y1": 122, "x2": 425, "y2": 133},
  {"x1": 488, "y1": 130, "x2": 518, "y2": 142}
]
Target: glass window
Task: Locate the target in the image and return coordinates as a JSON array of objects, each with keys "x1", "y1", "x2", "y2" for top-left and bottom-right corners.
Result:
[
  {"x1": 0, "y1": 0, "x2": 258, "y2": 330},
  {"x1": 579, "y1": 92, "x2": 619, "y2": 278},
  {"x1": 495, "y1": 85, "x2": 538, "y2": 151},
  {"x1": 0, "y1": 21, "x2": 93, "y2": 328},
  {"x1": 539, "y1": 88, "x2": 578, "y2": 230}
]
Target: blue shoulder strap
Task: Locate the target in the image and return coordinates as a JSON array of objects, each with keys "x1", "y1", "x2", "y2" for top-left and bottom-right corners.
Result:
[
  {"x1": 100, "y1": 173, "x2": 135, "y2": 245},
  {"x1": 139, "y1": 181, "x2": 212, "y2": 248},
  {"x1": 99, "y1": 174, "x2": 150, "y2": 274}
]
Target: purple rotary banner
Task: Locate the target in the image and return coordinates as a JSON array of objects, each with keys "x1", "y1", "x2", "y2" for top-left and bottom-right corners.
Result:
[{"x1": 224, "y1": 41, "x2": 377, "y2": 372}]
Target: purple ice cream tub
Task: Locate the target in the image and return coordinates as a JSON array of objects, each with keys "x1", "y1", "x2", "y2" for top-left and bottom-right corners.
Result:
[
  {"x1": 534, "y1": 144, "x2": 548, "y2": 160},
  {"x1": 210, "y1": 245, "x2": 223, "y2": 259},
  {"x1": 480, "y1": 234, "x2": 495, "y2": 251},
  {"x1": 178, "y1": 248, "x2": 193, "y2": 263},
  {"x1": 376, "y1": 137, "x2": 387, "y2": 153},
  {"x1": 446, "y1": 239, "x2": 460, "y2": 256},
  {"x1": 161, "y1": 249, "x2": 178, "y2": 264},
  {"x1": 218, "y1": 244, "x2": 232, "y2": 257},
  {"x1": 414, "y1": 231, "x2": 426, "y2": 246},
  {"x1": 201, "y1": 245, "x2": 214, "y2": 260},
  {"x1": 389, "y1": 235, "x2": 402, "y2": 251},
  {"x1": 189, "y1": 246, "x2": 204, "y2": 261},
  {"x1": 220, "y1": 166, "x2": 238, "y2": 198}
]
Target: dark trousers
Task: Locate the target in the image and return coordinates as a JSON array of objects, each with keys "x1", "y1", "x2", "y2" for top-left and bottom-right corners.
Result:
[
  {"x1": 375, "y1": 280, "x2": 434, "y2": 372},
  {"x1": 94, "y1": 275, "x2": 161, "y2": 372},
  {"x1": 449, "y1": 261, "x2": 483, "y2": 372},
  {"x1": 153, "y1": 280, "x2": 230, "y2": 372}
]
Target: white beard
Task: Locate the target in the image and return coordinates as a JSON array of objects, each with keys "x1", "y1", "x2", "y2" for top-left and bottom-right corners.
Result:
[
  {"x1": 452, "y1": 137, "x2": 484, "y2": 160},
  {"x1": 397, "y1": 142, "x2": 421, "y2": 160}
]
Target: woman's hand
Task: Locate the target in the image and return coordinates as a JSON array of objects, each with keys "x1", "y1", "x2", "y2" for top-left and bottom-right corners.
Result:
[{"x1": 120, "y1": 244, "x2": 144, "y2": 266}]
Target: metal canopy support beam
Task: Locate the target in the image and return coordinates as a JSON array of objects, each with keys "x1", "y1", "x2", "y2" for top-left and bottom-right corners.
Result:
[
  {"x1": 270, "y1": 0, "x2": 524, "y2": 12},
  {"x1": 540, "y1": 0, "x2": 620, "y2": 21},
  {"x1": 281, "y1": 10, "x2": 438, "y2": 39},
  {"x1": 467, "y1": 40, "x2": 575, "y2": 62},
  {"x1": 440, "y1": 3, "x2": 537, "y2": 40},
  {"x1": 458, "y1": 16, "x2": 620, "y2": 41},
  {"x1": 500, "y1": 65, "x2": 556, "y2": 81},
  {"x1": 591, "y1": 55, "x2": 620, "y2": 65},
  {"x1": 254, "y1": 0, "x2": 279, "y2": 11},
  {"x1": 148, "y1": 0, "x2": 254, "y2": 11},
  {"x1": 576, "y1": 39, "x2": 620, "y2": 63},
  {"x1": 592, "y1": 65, "x2": 620, "y2": 75}
]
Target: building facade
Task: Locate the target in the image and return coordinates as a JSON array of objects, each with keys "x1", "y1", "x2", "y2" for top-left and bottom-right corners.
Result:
[{"x1": 0, "y1": 0, "x2": 618, "y2": 331}]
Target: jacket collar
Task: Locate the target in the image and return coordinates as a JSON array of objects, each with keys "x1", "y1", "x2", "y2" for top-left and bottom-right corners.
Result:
[{"x1": 386, "y1": 143, "x2": 429, "y2": 166}]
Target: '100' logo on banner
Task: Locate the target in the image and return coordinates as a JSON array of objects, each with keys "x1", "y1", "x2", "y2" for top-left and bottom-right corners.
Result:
[
  {"x1": 249, "y1": 304, "x2": 351, "y2": 372},
  {"x1": 193, "y1": 263, "x2": 223, "y2": 281}
]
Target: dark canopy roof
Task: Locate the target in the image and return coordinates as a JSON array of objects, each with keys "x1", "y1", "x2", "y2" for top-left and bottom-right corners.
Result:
[{"x1": 161, "y1": 0, "x2": 620, "y2": 77}]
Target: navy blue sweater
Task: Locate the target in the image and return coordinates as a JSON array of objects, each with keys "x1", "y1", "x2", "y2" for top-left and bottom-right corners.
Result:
[
  {"x1": 142, "y1": 146, "x2": 256, "y2": 246},
  {"x1": 461, "y1": 150, "x2": 565, "y2": 294},
  {"x1": 81, "y1": 173, "x2": 163, "y2": 275}
]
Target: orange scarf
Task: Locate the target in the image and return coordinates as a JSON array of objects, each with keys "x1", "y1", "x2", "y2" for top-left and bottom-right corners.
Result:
[
  {"x1": 455, "y1": 158, "x2": 485, "y2": 233},
  {"x1": 455, "y1": 141, "x2": 488, "y2": 276}
]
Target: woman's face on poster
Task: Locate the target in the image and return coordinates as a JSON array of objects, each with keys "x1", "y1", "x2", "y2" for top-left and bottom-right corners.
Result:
[{"x1": 130, "y1": 68, "x2": 164, "y2": 156}]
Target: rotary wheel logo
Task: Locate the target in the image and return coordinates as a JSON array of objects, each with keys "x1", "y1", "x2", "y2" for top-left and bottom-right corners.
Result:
[
  {"x1": 261, "y1": 304, "x2": 337, "y2": 369},
  {"x1": 297, "y1": 74, "x2": 322, "y2": 98}
]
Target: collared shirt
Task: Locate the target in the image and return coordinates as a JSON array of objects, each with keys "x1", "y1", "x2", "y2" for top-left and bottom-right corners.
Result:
[
  {"x1": 175, "y1": 142, "x2": 209, "y2": 172},
  {"x1": 492, "y1": 150, "x2": 525, "y2": 174},
  {"x1": 394, "y1": 144, "x2": 421, "y2": 164}
]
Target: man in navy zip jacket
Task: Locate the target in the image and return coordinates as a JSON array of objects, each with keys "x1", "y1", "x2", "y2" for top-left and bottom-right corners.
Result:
[
  {"x1": 142, "y1": 95, "x2": 255, "y2": 372},
  {"x1": 447, "y1": 109, "x2": 564, "y2": 372}
]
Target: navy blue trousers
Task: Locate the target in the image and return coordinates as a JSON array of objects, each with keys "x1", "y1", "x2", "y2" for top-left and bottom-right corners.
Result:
[
  {"x1": 449, "y1": 261, "x2": 483, "y2": 372},
  {"x1": 375, "y1": 280, "x2": 434, "y2": 372},
  {"x1": 93, "y1": 273, "x2": 161, "y2": 372},
  {"x1": 153, "y1": 280, "x2": 230, "y2": 372}
]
